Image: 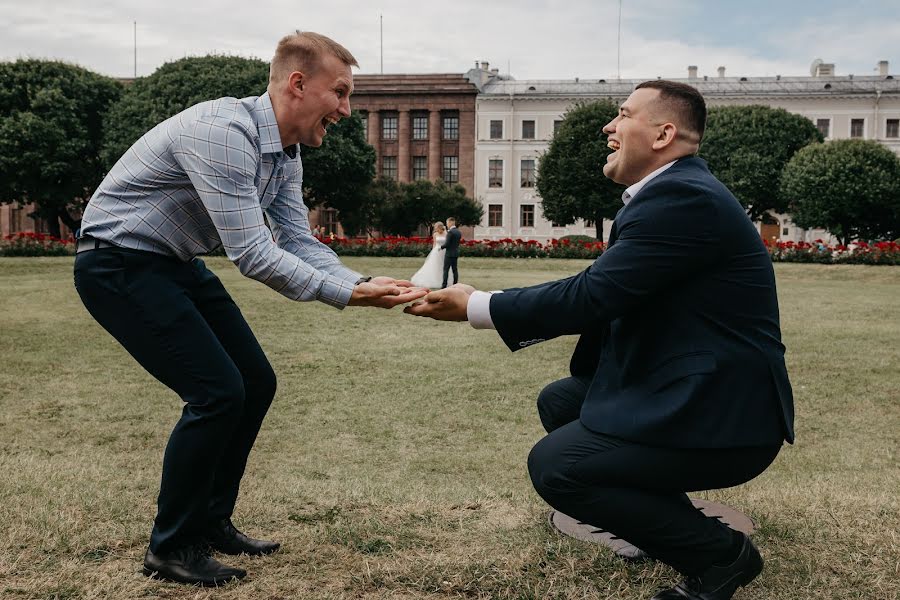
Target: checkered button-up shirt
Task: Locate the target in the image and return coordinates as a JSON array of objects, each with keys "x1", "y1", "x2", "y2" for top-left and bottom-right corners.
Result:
[{"x1": 80, "y1": 92, "x2": 361, "y2": 308}]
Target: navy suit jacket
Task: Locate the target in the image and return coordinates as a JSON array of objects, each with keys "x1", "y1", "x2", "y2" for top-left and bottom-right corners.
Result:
[
  {"x1": 490, "y1": 157, "x2": 794, "y2": 448},
  {"x1": 442, "y1": 227, "x2": 462, "y2": 257}
]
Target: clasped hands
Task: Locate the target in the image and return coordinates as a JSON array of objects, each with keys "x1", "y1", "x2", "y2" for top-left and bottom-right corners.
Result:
[{"x1": 348, "y1": 277, "x2": 473, "y2": 321}]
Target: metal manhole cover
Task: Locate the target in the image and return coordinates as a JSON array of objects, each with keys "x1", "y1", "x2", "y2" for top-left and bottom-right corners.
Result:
[{"x1": 548, "y1": 498, "x2": 755, "y2": 560}]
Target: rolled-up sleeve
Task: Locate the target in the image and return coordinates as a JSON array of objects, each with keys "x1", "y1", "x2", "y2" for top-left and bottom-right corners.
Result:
[{"x1": 172, "y1": 117, "x2": 355, "y2": 308}]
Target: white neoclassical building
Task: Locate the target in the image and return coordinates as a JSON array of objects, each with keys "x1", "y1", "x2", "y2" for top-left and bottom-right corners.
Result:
[{"x1": 467, "y1": 60, "x2": 900, "y2": 244}]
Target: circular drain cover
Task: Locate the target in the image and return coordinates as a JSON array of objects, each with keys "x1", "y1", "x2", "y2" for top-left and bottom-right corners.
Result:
[{"x1": 548, "y1": 498, "x2": 755, "y2": 560}]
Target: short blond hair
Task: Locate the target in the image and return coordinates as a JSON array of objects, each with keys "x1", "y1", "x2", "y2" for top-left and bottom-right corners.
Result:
[{"x1": 270, "y1": 31, "x2": 358, "y2": 83}]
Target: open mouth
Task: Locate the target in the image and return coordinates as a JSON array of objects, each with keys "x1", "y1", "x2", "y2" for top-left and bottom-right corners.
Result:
[
  {"x1": 607, "y1": 140, "x2": 621, "y2": 152},
  {"x1": 321, "y1": 116, "x2": 338, "y2": 132}
]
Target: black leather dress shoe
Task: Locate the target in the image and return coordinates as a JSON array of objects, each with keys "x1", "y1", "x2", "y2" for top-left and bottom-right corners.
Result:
[
  {"x1": 204, "y1": 518, "x2": 281, "y2": 556},
  {"x1": 650, "y1": 534, "x2": 762, "y2": 600},
  {"x1": 143, "y1": 545, "x2": 246, "y2": 586}
]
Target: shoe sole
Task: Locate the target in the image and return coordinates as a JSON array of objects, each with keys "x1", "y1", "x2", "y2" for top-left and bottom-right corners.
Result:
[{"x1": 142, "y1": 567, "x2": 245, "y2": 586}]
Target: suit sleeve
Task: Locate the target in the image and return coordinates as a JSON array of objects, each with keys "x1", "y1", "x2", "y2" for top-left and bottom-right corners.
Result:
[{"x1": 490, "y1": 182, "x2": 722, "y2": 351}]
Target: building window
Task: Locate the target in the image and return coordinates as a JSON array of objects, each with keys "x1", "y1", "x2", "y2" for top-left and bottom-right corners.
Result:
[
  {"x1": 442, "y1": 156, "x2": 458, "y2": 183},
  {"x1": 489, "y1": 159, "x2": 503, "y2": 188},
  {"x1": 521, "y1": 159, "x2": 535, "y2": 188},
  {"x1": 520, "y1": 204, "x2": 535, "y2": 228},
  {"x1": 490, "y1": 120, "x2": 503, "y2": 139},
  {"x1": 381, "y1": 114, "x2": 398, "y2": 140},
  {"x1": 322, "y1": 208, "x2": 339, "y2": 236},
  {"x1": 553, "y1": 120, "x2": 563, "y2": 134},
  {"x1": 816, "y1": 118, "x2": 830, "y2": 138},
  {"x1": 488, "y1": 204, "x2": 503, "y2": 227},
  {"x1": 382, "y1": 156, "x2": 397, "y2": 180},
  {"x1": 412, "y1": 156, "x2": 428, "y2": 180},
  {"x1": 887, "y1": 119, "x2": 900, "y2": 138},
  {"x1": 443, "y1": 114, "x2": 459, "y2": 140},
  {"x1": 522, "y1": 120, "x2": 535, "y2": 139},
  {"x1": 850, "y1": 118, "x2": 864, "y2": 138},
  {"x1": 359, "y1": 111, "x2": 368, "y2": 142},
  {"x1": 412, "y1": 114, "x2": 428, "y2": 140}
]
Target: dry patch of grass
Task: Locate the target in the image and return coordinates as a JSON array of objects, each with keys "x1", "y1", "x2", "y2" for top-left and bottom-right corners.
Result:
[{"x1": 1, "y1": 258, "x2": 898, "y2": 599}]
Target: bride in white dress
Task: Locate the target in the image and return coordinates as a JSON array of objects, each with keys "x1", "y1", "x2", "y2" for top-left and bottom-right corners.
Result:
[{"x1": 411, "y1": 221, "x2": 456, "y2": 288}]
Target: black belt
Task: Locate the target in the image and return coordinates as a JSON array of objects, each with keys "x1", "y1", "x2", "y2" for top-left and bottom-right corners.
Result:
[{"x1": 76, "y1": 236, "x2": 117, "y2": 253}]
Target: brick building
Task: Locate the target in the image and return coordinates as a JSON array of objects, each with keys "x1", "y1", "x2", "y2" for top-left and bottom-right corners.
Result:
[{"x1": 316, "y1": 73, "x2": 478, "y2": 237}]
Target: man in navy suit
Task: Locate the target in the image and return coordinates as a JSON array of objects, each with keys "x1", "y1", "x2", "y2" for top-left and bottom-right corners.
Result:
[
  {"x1": 441, "y1": 217, "x2": 462, "y2": 288},
  {"x1": 405, "y1": 80, "x2": 794, "y2": 600}
]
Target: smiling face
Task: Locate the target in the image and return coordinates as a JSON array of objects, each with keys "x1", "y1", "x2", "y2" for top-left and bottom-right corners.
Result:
[
  {"x1": 293, "y1": 52, "x2": 353, "y2": 148},
  {"x1": 601, "y1": 87, "x2": 669, "y2": 186}
]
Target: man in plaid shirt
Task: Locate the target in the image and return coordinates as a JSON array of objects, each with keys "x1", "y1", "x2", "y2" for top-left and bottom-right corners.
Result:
[{"x1": 74, "y1": 31, "x2": 426, "y2": 586}]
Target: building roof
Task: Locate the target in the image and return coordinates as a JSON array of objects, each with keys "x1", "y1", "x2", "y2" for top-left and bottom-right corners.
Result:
[
  {"x1": 479, "y1": 75, "x2": 900, "y2": 100},
  {"x1": 353, "y1": 73, "x2": 477, "y2": 95}
]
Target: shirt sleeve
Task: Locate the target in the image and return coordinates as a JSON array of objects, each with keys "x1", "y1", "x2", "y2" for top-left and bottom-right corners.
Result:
[
  {"x1": 172, "y1": 116, "x2": 356, "y2": 308},
  {"x1": 264, "y1": 157, "x2": 362, "y2": 285},
  {"x1": 467, "y1": 290, "x2": 500, "y2": 329}
]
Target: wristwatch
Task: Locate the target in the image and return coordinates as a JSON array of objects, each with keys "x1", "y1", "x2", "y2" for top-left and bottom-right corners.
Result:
[{"x1": 355, "y1": 276, "x2": 373, "y2": 285}]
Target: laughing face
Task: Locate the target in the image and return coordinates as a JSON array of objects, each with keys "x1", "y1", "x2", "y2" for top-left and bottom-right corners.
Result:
[
  {"x1": 295, "y1": 53, "x2": 353, "y2": 147},
  {"x1": 601, "y1": 87, "x2": 666, "y2": 186}
]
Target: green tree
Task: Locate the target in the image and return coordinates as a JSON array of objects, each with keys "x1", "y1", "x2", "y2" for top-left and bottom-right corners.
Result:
[
  {"x1": 535, "y1": 100, "x2": 622, "y2": 241},
  {"x1": 299, "y1": 112, "x2": 376, "y2": 236},
  {"x1": 101, "y1": 55, "x2": 270, "y2": 167},
  {"x1": 0, "y1": 59, "x2": 122, "y2": 237},
  {"x1": 701, "y1": 105, "x2": 822, "y2": 222},
  {"x1": 376, "y1": 179, "x2": 483, "y2": 237},
  {"x1": 780, "y1": 139, "x2": 900, "y2": 246}
]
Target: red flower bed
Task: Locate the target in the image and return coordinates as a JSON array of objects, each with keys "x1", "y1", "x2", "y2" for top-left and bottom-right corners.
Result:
[
  {"x1": 763, "y1": 239, "x2": 900, "y2": 265},
  {"x1": 1, "y1": 232, "x2": 75, "y2": 256}
]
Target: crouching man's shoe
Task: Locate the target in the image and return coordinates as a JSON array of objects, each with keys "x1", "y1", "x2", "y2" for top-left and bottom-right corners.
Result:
[
  {"x1": 650, "y1": 534, "x2": 763, "y2": 600},
  {"x1": 204, "y1": 518, "x2": 280, "y2": 556},
  {"x1": 143, "y1": 545, "x2": 246, "y2": 586}
]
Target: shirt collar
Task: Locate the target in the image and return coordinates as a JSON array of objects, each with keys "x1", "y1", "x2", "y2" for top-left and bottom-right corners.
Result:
[
  {"x1": 250, "y1": 92, "x2": 297, "y2": 157},
  {"x1": 621, "y1": 160, "x2": 677, "y2": 205}
]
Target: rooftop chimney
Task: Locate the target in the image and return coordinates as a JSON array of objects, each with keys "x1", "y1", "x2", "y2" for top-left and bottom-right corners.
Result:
[
  {"x1": 879, "y1": 60, "x2": 889, "y2": 76},
  {"x1": 480, "y1": 61, "x2": 490, "y2": 70},
  {"x1": 815, "y1": 63, "x2": 835, "y2": 77},
  {"x1": 717, "y1": 66, "x2": 726, "y2": 78},
  {"x1": 688, "y1": 65, "x2": 698, "y2": 79}
]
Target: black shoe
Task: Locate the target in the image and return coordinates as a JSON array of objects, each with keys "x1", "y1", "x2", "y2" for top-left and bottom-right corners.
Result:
[
  {"x1": 142, "y1": 545, "x2": 246, "y2": 586},
  {"x1": 650, "y1": 534, "x2": 762, "y2": 600},
  {"x1": 204, "y1": 518, "x2": 281, "y2": 556}
]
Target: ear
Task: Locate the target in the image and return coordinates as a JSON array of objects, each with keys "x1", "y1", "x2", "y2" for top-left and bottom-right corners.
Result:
[
  {"x1": 651, "y1": 122, "x2": 678, "y2": 150},
  {"x1": 288, "y1": 71, "x2": 306, "y2": 99}
]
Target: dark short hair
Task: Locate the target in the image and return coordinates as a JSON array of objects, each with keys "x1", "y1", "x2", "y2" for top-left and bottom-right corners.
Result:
[{"x1": 635, "y1": 80, "x2": 707, "y2": 141}]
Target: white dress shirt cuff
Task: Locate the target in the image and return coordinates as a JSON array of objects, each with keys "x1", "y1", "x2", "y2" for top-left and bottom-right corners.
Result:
[{"x1": 467, "y1": 290, "x2": 502, "y2": 329}]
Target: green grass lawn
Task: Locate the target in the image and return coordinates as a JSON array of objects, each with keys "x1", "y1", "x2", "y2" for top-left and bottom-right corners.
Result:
[{"x1": 1, "y1": 257, "x2": 898, "y2": 600}]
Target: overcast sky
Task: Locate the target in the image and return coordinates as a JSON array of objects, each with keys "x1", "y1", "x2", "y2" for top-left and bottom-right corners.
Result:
[{"x1": 2, "y1": 0, "x2": 898, "y2": 81}]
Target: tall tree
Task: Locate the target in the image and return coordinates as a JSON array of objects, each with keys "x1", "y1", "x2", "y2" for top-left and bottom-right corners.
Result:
[
  {"x1": 101, "y1": 55, "x2": 270, "y2": 168},
  {"x1": 701, "y1": 105, "x2": 822, "y2": 222},
  {"x1": 376, "y1": 179, "x2": 483, "y2": 237},
  {"x1": 0, "y1": 60, "x2": 122, "y2": 237},
  {"x1": 780, "y1": 139, "x2": 900, "y2": 245},
  {"x1": 535, "y1": 100, "x2": 622, "y2": 240},
  {"x1": 299, "y1": 112, "x2": 376, "y2": 236}
]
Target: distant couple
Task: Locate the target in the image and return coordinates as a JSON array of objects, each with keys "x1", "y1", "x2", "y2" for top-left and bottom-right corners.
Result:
[{"x1": 410, "y1": 217, "x2": 461, "y2": 289}]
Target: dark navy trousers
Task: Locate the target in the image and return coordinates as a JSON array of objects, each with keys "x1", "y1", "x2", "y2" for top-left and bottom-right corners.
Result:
[
  {"x1": 528, "y1": 376, "x2": 781, "y2": 575},
  {"x1": 74, "y1": 247, "x2": 276, "y2": 554}
]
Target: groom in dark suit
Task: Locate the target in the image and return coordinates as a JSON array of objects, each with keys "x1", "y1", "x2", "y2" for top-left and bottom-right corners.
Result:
[
  {"x1": 440, "y1": 217, "x2": 462, "y2": 288},
  {"x1": 406, "y1": 80, "x2": 794, "y2": 600}
]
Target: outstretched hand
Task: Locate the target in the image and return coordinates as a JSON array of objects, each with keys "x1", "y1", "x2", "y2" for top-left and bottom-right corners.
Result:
[
  {"x1": 403, "y1": 283, "x2": 475, "y2": 321},
  {"x1": 370, "y1": 276, "x2": 415, "y2": 287},
  {"x1": 348, "y1": 281, "x2": 428, "y2": 309}
]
